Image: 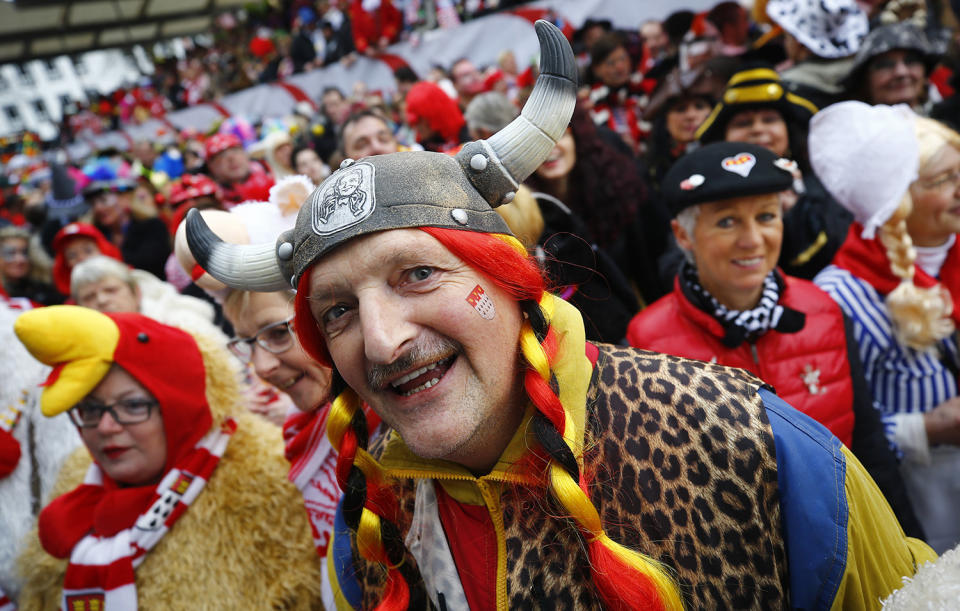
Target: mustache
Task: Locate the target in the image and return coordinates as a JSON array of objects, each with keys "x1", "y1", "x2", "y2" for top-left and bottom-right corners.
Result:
[{"x1": 367, "y1": 336, "x2": 461, "y2": 389}]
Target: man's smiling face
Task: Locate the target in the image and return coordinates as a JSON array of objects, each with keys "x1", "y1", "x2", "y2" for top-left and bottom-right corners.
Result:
[{"x1": 307, "y1": 229, "x2": 526, "y2": 472}]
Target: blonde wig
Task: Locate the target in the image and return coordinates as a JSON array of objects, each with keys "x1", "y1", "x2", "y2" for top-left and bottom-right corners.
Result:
[{"x1": 881, "y1": 117, "x2": 960, "y2": 351}]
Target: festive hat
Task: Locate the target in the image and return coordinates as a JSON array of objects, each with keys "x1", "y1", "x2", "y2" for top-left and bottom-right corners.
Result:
[
  {"x1": 44, "y1": 163, "x2": 87, "y2": 222},
  {"x1": 204, "y1": 133, "x2": 243, "y2": 160},
  {"x1": 808, "y1": 101, "x2": 918, "y2": 238},
  {"x1": 696, "y1": 67, "x2": 818, "y2": 143},
  {"x1": 662, "y1": 141, "x2": 794, "y2": 216},
  {"x1": 766, "y1": 0, "x2": 868, "y2": 59},
  {"x1": 13, "y1": 307, "x2": 211, "y2": 453},
  {"x1": 843, "y1": 22, "x2": 939, "y2": 88}
]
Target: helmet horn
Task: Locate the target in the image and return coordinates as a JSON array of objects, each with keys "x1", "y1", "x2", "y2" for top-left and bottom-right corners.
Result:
[
  {"x1": 184, "y1": 208, "x2": 292, "y2": 292},
  {"x1": 456, "y1": 20, "x2": 578, "y2": 207}
]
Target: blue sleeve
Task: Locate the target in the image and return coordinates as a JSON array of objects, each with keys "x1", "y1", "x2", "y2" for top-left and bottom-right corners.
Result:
[
  {"x1": 759, "y1": 387, "x2": 848, "y2": 611},
  {"x1": 331, "y1": 498, "x2": 363, "y2": 609}
]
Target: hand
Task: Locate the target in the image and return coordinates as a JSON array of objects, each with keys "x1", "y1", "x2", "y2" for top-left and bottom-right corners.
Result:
[
  {"x1": 245, "y1": 380, "x2": 294, "y2": 426},
  {"x1": 924, "y1": 397, "x2": 960, "y2": 446}
]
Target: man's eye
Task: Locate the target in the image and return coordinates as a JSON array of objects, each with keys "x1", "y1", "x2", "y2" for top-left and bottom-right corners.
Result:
[
  {"x1": 716, "y1": 218, "x2": 734, "y2": 228},
  {"x1": 409, "y1": 266, "x2": 433, "y2": 282},
  {"x1": 323, "y1": 305, "x2": 350, "y2": 323}
]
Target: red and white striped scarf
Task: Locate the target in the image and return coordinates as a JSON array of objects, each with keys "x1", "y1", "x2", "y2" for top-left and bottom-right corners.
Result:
[
  {"x1": 283, "y1": 406, "x2": 338, "y2": 557},
  {"x1": 59, "y1": 418, "x2": 235, "y2": 610}
]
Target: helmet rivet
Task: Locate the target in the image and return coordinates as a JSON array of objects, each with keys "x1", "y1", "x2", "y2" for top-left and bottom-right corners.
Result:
[
  {"x1": 278, "y1": 242, "x2": 294, "y2": 260},
  {"x1": 502, "y1": 191, "x2": 516, "y2": 204},
  {"x1": 340, "y1": 158, "x2": 355, "y2": 169},
  {"x1": 137, "y1": 332, "x2": 149, "y2": 343},
  {"x1": 451, "y1": 209, "x2": 469, "y2": 225},
  {"x1": 469, "y1": 154, "x2": 488, "y2": 171}
]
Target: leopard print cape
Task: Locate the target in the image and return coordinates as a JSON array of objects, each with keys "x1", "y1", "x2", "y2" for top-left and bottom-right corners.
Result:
[{"x1": 354, "y1": 345, "x2": 790, "y2": 609}]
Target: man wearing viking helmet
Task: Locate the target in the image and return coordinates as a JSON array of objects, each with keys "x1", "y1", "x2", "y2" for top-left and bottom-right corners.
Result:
[{"x1": 187, "y1": 21, "x2": 933, "y2": 610}]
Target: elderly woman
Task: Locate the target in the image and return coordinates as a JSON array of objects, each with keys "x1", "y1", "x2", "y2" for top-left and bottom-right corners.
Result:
[
  {"x1": 627, "y1": 141, "x2": 922, "y2": 538},
  {"x1": 697, "y1": 67, "x2": 853, "y2": 278},
  {"x1": 812, "y1": 103, "x2": 960, "y2": 553},
  {"x1": 844, "y1": 22, "x2": 939, "y2": 110},
  {"x1": 12, "y1": 306, "x2": 325, "y2": 608}
]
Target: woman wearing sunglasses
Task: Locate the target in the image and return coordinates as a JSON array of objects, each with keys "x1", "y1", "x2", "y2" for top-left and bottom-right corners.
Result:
[{"x1": 12, "y1": 306, "x2": 324, "y2": 609}]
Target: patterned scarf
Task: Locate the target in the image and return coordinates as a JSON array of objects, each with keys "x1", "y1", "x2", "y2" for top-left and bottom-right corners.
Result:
[
  {"x1": 43, "y1": 419, "x2": 234, "y2": 610},
  {"x1": 283, "y1": 406, "x2": 338, "y2": 556},
  {"x1": 680, "y1": 262, "x2": 805, "y2": 347}
]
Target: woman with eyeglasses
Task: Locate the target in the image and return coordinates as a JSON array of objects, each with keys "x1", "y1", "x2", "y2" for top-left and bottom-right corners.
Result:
[
  {"x1": 12, "y1": 306, "x2": 324, "y2": 608},
  {"x1": 813, "y1": 103, "x2": 960, "y2": 553},
  {"x1": 843, "y1": 22, "x2": 939, "y2": 111},
  {"x1": 0, "y1": 226, "x2": 60, "y2": 306},
  {"x1": 222, "y1": 290, "x2": 332, "y2": 425}
]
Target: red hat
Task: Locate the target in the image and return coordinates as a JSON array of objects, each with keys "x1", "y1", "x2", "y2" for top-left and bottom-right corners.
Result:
[
  {"x1": 204, "y1": 133, "x2": 243, "y2": 160},
  {"x1": 169, "y1": 173, "x2": 220, "y2": 206},
  {"x1": 14, "y1": 306, "x2": 211, "y2": 469},
  {"x1": 51, "y1": 223, "x2": 123, "y2": 296}
]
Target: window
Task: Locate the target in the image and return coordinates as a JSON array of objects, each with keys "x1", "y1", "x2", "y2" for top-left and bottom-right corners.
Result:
[
  {"x1": 4, "y1": 106, "x2": 19, "y2": 121},
  {"x1": 44, "y1": 59, "x2": 62, "y2": 79},
  {"x1": 33, "y1": 99, "x2": 47, "y2": 120},
  {"x1": 17, "y1": 65, "x2": 34, "y2": 85}
]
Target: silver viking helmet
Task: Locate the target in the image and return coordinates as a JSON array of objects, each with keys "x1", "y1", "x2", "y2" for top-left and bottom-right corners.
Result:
[{"x1": 186, "y1": 20, "x2": 577, "y2": 292}]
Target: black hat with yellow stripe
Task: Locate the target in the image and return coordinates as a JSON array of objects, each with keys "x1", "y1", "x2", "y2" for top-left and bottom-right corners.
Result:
[{"x1": 695, "y1": 67, "x2": 819, "y2": 144}]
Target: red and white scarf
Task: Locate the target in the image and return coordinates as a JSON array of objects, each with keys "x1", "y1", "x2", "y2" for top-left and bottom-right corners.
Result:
[
  {"x1": 283, "y1": 406, "x2": 339, "y2": 556},
  {"x1": 58, "y1": 418, "x2": 235, "y2": 610},
  {"x1": 833, "y1": 223, "x2": 960, "y2": 328}
]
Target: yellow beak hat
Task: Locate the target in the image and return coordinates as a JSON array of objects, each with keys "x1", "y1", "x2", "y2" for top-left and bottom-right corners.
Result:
[
  {"x1": 15, "y1": 306, "x2": 120, "y2": 417},
  {"x1": 14, "y1": 306, "x2": 210, "y2": 435}
]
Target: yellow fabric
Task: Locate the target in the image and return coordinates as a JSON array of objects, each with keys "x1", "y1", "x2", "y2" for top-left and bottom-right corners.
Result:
[
  {"x1": 830, "y1": 446, "x2": 938, "y2": 610},
  {"x1": 13, "y1": 305, "x2": 120, "y2": 416}
]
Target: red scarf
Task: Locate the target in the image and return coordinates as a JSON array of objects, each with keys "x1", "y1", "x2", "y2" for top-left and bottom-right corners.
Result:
[
  {"x1": 40, "y1": 419, "x2": 235, "y2": 610},
  {"x1": 832, "y1": 223, "x2": 960, "y2": 327},
  {"x1": 282, "y1": 403, "x2": 381, "y2": 556}
]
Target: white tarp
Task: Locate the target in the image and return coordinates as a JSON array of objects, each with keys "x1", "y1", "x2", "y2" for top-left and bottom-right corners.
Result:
[{"x1": 89, "y1": 0, "x2": 720, "y2": 153}]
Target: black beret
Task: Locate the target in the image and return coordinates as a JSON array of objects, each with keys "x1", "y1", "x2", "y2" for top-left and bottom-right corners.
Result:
[{"x1": 662, "y1": 141, "x2": 794, "y2": 216}]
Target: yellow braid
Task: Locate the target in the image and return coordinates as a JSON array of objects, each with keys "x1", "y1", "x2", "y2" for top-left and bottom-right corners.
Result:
[
  {"x1": 326, "y1": 387, "x2": 391, "y2": 570},
  {"x1": 520, "y1": 292, "x2": 684, "y2": 611}
]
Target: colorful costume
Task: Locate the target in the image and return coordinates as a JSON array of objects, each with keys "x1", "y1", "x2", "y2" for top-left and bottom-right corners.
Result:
[
  {"x1": 628, "y1": 268, "x2": 923, "y2": 538},
  {"x1": 817, "y1": 226, "x2": 960, "y2": 553},
  {"x1": 329, "y1": 300, "x2": 934, "y2": 609},
  {"x1": 13, "y1": 307, "x2": 325, "y2": 609},
  {"x1": 185, "y1": 22, "x2": 935, "y2": 610}
]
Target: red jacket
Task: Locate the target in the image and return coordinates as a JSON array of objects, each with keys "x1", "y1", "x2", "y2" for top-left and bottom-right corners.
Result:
[{"x1": 627, "y1": 274, "x2": 854, "y2": 446}]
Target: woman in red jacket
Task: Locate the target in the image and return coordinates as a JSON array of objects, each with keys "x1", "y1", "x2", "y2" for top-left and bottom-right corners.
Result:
[{"x1": 627, "y1": 141, "x2": 923, "y2": 538}]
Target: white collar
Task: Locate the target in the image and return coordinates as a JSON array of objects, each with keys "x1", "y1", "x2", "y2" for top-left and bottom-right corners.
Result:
[{"x1": 914, "y1": 234, "x2": 956, "y2": 278}]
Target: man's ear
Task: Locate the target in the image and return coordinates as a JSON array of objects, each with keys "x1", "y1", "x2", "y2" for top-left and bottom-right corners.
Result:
[{"x1": 671, "y1": 218, "x2": 693, "y2": 251}]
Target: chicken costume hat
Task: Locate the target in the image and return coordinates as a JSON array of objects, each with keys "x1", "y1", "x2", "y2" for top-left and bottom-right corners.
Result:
[{"x1": 13, "y1": 305, "x2": 210, "y2": 441}]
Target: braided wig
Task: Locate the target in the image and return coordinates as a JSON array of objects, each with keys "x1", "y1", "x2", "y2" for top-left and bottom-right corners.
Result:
[
  {"x1": 882, "y1": 117, "x2": 960, "y2": 350},
  {"x1": 294, "y1": 227, "x2": 683, "y2": 610}
]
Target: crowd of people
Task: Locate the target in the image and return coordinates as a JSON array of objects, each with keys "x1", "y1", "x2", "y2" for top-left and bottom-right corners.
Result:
[{"x1": 2, "y1": 0, "x2": 960, "y2": 608}]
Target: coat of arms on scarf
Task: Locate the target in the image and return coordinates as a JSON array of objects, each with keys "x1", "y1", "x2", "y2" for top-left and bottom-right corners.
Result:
[{"x1": 311, "y1": 163, "x2": 376, "y2": 236}]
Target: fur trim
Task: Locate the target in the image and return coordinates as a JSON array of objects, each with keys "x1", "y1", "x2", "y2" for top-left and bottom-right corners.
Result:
[
  {"x1": 882, "y1": 543, "x2": 960, "y2": 609},
  {"x1": 0, "y1": 304, "x2": 82, "y2": 601},
  {"x1": 15, "y1": 325, "x2": 324, "y2": 608}
]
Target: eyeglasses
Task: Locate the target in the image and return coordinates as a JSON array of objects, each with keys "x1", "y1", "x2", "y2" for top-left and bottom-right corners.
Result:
[
  {"x1": 0, "y1": 247, "x2": 28, "y2": 259},
  {"x1": 869, "y1": 52, "x2": 924, "y2": 73},
  {"x1": 69, "y1": 397, "x2": 158, "y2": 428},
  {"x1": 227, "y1": 317, "x2": 295, "y2": 361},
  {"x1": 917, "y1": 167, "x2": 960, "y2": 190}
]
